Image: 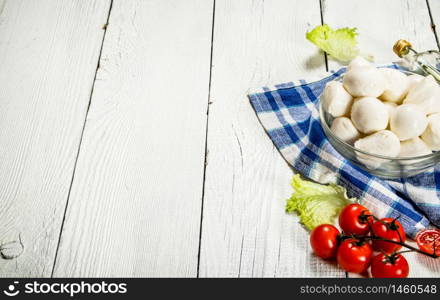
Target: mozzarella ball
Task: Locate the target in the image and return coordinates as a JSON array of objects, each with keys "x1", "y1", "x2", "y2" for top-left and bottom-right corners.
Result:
[
  {"x1": 379, "y1": 68, "x2": 410, "y2": 103},
  {"x1": 354, "y1": 130, "x2": 400, "y2": 169},
  {"x1": 383, "y1": 101, "x2": 397, "y2": 121},
  {"x1": 355, "y1": 130, "x2": 400, "y2": 156},
  {"x1": 421, "y1": 113, "x2": 440, "y2": 150},
  {"x1": 322, "y1": 81, "x2": 353, "y2": 117},
  {"x1": 343, "y1": 66, "x2": 386, "y2": 97},
  {"x1": 347, "y1": 56, "x2": 371, "y2": 71},
  {"x1": 330, "y1": 117, "x2": 361, "y2": 144},
  {"x1": 407, "y1": 73, "x2": 424, "y2": 91},
  {"x1": 351, "y1": 97, "x2": 389, "y2": 134},
  {"x1": 399, "y1": 137, "x2": 431, "y2": 158},
  {"x1": 390, "y1": 104, "x2": 428, "y2": 141},
  {"x1": 404, "y1": 75, "x2": 440, "y2": 114}
]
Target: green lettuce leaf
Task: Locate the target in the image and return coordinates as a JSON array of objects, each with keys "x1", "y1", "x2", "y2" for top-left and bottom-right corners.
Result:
[
  {"x1": 306, "y1": 24, "x2": 359, "y2": 62},
  {"x1": 286, "y1": 175, "x2": 354, "y2": 230}
]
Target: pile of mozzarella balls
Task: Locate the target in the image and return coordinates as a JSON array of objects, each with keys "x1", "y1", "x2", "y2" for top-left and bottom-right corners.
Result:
[{"x1": 323, "y1": 56, "x2": 440, "y2": 168}]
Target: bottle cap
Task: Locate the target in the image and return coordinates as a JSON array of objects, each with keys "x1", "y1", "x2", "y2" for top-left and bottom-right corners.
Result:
[{"x1": 393, "y1": 39, "x2": 412, "y2": 57}]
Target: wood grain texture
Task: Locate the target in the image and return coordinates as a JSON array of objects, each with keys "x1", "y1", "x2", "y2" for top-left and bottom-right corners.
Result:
[
  {"x1": 198, "y1": 0, "x2": 344, "y2": 277},
  {"x1": 52, "y1": 0, "x2": 213, "y2": 277},
  {"x1": 323, "y1": 0, "x2": 440, "y2": 277},
  {"x1": 0, "y1": 0, "x2": 110, "y2": 277}
]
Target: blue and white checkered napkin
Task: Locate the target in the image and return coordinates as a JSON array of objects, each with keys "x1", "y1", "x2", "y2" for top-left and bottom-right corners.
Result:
[{"x1": 249, "y1": 66, "x2": 440, "y2": 238}]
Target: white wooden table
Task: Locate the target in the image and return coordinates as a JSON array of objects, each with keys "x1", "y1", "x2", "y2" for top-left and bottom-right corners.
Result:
[{"x1": 0, "y1": 0, "x2": 439, "y2": 277}]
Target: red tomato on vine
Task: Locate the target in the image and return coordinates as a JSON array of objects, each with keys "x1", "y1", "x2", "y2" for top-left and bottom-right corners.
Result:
[
  {"x1": 371, "y1": 218, "x2": 406, "y2": 253},
  {"x1": 339, "y1": 203, "x2": 372, "y2": 235},
  {"x1": 337, "y1": 238, "x2": 372, "y2": 274},
  {"x1": 310, "y1": 224, "x2": 340, "y2": 259},
  {"x1": 371, "y1": 253, "x2": 409, "y2": 278}
]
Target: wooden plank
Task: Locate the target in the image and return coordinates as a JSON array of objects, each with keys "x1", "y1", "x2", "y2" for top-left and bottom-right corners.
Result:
[
  {"x1": 199, "y1": 0, "x2": 344, "y2": 277},
  {"x1": 52, "y1": 0, "x2": 214, "y2": 277},
  {"x1": 0, "y1": 0, "x2": 111, "y2": 276},
  {"x1": 323, "y1": 0, "x2": 440, "y2": 277}
]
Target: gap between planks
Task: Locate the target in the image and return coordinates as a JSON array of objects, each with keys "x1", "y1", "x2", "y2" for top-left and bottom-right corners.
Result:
[
  {"x1": 427, "y1": 0, "x2": 440, "y2": 50},
  {"x1": 197, "y1": 0, "x2": 217, "y2": 278},
  {"x1": 319, "y1": 0, "x2": 329, "y2": 71},
  {"x1": 50, "y1": 0, "x2": 115, "y2": 277}
]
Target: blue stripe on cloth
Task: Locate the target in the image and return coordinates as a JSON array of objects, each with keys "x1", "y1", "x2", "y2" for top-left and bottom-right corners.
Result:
[
  {"x1": 435, "y1": 166, "x2": 440, "y2": 198},
  {"x1": 248, "y1": 65, "x2": 438, "y2": 238},
  {"x1": 278, "y1": 87, "x2": 312, "y2": 108},
  {"x1": 265, "y1": 90, "x2": 282, "y2": 113},
  {"x1": 268, "y1": 125, "x2": 306, "y2": 150},
  {"x1": 299, "y1": 83, "x2": 319, "y2": 103}
]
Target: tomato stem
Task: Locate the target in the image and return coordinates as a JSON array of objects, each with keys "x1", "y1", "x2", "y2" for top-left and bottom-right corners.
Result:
[{"x1": 340, "y1": 234, "x2": 439, "y2": 259}]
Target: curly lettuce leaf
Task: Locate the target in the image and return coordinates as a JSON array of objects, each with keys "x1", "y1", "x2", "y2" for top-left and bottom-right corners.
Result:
[
  {"x1": 286, "y1": 175, "x2": 354, "y2": 230},
  {"x1": 306, "y1": 24, "x2": 359, "y2": 62}
]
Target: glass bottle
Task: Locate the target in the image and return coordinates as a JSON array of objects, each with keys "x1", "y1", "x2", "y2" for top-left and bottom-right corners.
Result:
[{"x1": 393, "y1": 39, "x2": 440, "y2": 82}]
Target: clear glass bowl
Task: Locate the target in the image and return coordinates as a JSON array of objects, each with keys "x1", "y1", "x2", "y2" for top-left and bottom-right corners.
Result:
[{"x1": 319, "y1": 70, "x2": 440, "y2": 179}]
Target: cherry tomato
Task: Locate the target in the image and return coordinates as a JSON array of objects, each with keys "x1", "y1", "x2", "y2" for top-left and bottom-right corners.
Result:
[
  {"x1": 336, "y1": 238, "x2": 372, "y2": 273},
  {"x1": 310, "y1": 224, "x2": 340, "y2": 259},
  {"x1": 339, "y1": 204, "x2": 372, "y2": 235},
  {"x1": 416, "y1": 229, "x2": 440, "y2": 256},
  {"x1": 371, "y1": 218, "x2": 406, "y2": 253},
  {"x1": 371, "y1": 253, "x2": 409, "y2": 278}
]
